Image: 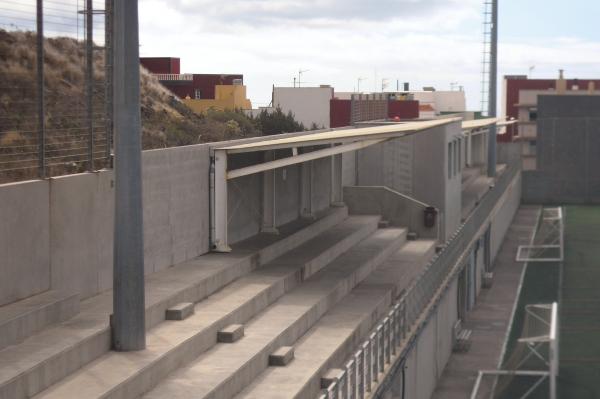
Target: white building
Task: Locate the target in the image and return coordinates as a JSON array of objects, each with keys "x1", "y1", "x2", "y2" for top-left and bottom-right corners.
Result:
[{"x1": 272, "y1": 86, "x2": 334, "y2": 129}]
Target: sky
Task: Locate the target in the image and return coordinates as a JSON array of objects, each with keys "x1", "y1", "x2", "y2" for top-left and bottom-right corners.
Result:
[{"x1": 133, "y1": 0, "x2": 600, "y2": 111}]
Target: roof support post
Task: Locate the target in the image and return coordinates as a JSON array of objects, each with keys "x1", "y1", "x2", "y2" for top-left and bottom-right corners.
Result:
[
  {"x1": 213, "y1": 149, "x2": 231, "y2": 252},
  {"x1": 261, "y1": 151, "x2": 279, "y2": 234}
]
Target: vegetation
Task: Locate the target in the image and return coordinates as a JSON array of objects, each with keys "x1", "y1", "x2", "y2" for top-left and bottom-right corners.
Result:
[{"x1": 0, "y1": 29, "x2": 308, "y2": 182}]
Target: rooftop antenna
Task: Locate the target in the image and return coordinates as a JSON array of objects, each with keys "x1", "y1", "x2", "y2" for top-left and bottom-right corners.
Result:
[
  {"x1": 357, "y1": 77, "x2": 367, "y2": 93},
  {"x1": 529, "y1": 65, "x2": 535, "y2": 78},
  {"x1": 298, "y1": 69, "x2": 309, "y2": 87}
]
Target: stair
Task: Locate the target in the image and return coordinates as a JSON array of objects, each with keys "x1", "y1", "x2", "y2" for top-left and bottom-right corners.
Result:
[
  {"x1": 0, "y1": 291, "x2": 79, "y2": 351},
  {"x1": 235, "y1": 239, "x2": 437, "y2": 399},
  {"x1": 0, "y1": 207, "x2": 348, "y2": 399},
  {"x1": 33, "y1": 214, "x2": 380, "y2": 399},
  {"x1": 142, "y1": 228, "x2": 407, "y2": 399}
]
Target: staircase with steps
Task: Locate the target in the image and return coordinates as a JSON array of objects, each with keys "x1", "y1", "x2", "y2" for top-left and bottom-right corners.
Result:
[{"x1": 0, "y1": 205, "x2": 438, "y2": 399}]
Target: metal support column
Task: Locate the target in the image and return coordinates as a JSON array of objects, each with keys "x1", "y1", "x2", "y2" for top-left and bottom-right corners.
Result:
[
  {"x1": 487, "y1": 0, "x2": 498, "y2": 177},
  {"x1": 112, "y1": 0, "x2": 145, "y2": 351},
  {"x1": 261, "y1": 151, "x2": 278, "y2": 234},
  {"x1": 85, "y1": 0, "x2": 94, "y2": 171},
  {"x1": 213, "y1": 149, "x2": 231, "y2": 252},
  {"x1": 36, "y1": 0, "x2": 45, "y2": 178}
]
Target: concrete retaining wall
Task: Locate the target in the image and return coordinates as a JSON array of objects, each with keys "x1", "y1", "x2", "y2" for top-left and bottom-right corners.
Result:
[
  {"x1": 491, "y1": 172, "x2": 522, "y2": 263},
  {"x1": 0, "y1": 180, "x2": 50, "y2": 307},
  {"x1": 343, "y1": 186, "x2": 438, "y2": 239},
  {"x1": 386, "y1": 279, "x2": 458, "y2": 399}
]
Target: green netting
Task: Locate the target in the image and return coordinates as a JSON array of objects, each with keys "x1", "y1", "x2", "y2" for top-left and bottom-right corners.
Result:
[{"x1": 558, "y1": 206, "x2": 600, "y2": 399}]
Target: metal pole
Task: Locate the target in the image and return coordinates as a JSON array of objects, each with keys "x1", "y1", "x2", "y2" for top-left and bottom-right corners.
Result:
[
  {"x1": 487, "y1": 0, "x2": 498, "y2": 177},
  {"x1": 105, "y1": 0, "x2": 113, "y2": 165},
  {"x1": 86, "y1": 0, "x2": 94, "y2": 171},
  {"x1": 36, "y1": 0, "x2": 45, "y2": 178},
  {"x1": 112, "y1": 0, "x2": 145, "y2": 351}
]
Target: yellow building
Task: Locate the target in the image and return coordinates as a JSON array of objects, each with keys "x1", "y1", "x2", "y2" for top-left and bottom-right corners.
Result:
[{"x1": 183, "y1": 85, "x2": 252, "y2": 113}]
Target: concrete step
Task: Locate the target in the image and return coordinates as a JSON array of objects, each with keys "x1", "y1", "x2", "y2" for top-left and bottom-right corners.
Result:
[
  {"x1": 0, "y1": 291, "x2": 79, "y2": 351},
  {"x1": 0, "y1": 206, "x2": 348, "y2": 399},
  {"x1": 234, "y1": 240, "x2": 438, "y2": 399},
  {"x1": 32, "y1": 215, "x2": 380, "y2": 399},
  {"x1": 142, "y1": 228, "x2": 408, "y2": 399},
  {"x1": 235, "y1": 285, "x2": 393, "y2": 399}
]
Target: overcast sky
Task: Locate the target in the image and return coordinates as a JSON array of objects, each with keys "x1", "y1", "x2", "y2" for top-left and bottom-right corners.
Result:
[{"x1": 138, "y1": 0, "x2": 600, "y2": 111}]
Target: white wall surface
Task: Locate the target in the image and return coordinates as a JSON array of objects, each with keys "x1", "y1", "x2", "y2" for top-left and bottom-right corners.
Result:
[{"x1": 273, "y1": 87, "x2": 334, "y2": 129}]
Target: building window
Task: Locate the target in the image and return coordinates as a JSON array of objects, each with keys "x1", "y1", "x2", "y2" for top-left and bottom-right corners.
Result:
[
  {"x1": 448, "y1": 143, "x2": 452, "y2": 179},
  {"x1": 529, "y1": 108, "x2": 537, "y2": 121},
  {"x1": 195, "y1": 89, "x2": 202, "y2": 99}
]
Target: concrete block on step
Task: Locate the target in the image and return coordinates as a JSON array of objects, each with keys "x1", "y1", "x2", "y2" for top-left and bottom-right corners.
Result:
[
  {"x1": 269, "y1": 346, "x2": 295, "y2": 366},
  {"x1": 378, "y1": 220, "x2": 390, "y2": 228},
  {"x1": 321, "y1": 368, "x2": 345, "y2": 389},
  {"x1": 165, "y1": 302, "x2": 195, "y2": 321},
  {"x1": 217, "y1": 324, "x2": 244, "y2": 343}
]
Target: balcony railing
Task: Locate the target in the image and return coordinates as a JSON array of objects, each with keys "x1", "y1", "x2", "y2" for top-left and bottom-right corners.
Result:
[{"x1": 154, "y1": 73, "x2": 193, "y2": 81}]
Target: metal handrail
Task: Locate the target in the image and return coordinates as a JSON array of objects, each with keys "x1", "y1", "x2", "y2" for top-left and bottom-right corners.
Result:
[{"x1": 318, "y1": 162, "x2": 520, "y2": 399}]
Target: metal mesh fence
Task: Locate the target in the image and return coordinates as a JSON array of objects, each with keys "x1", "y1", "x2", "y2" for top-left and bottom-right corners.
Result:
[{"x1": 0, "y1": 0, "x2": 112, "y2": 184}]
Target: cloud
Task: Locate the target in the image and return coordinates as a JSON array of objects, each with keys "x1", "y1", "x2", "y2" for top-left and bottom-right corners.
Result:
[
  {"x1": 136, "y1": 0, "x2": 600, "y2": 110},
  {"x1": 150, "y1": 0, "x2": 480, "y2": 25}
]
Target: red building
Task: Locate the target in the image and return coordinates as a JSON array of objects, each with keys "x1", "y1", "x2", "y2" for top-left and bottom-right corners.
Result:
[
  {"x1": 503, "y1": 75, "x2": 600, "y2": 142},
  {"x1": 330, "y1": 97, "x2": 419, "y2": 128},
  {"x1": 140, "y1": 57, "x2": 244, "y2": 100}
]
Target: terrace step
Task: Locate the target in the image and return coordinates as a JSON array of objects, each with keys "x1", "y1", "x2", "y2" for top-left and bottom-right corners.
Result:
[
  {"x1": 32, "y1": 214, "x2": 380, "y2": 399},
  {"x1": 235, "y1": 239, "x2": 438, "y2": 399},
  {"x1": 143, "y1": 228, "x2": 407, "y2": 399},
  {"x1": 0, "y1": 207, "x2": 348, "y2": 399},
  {"x1": 0, "y1": 291, "x2": 79, "y2": 351}
]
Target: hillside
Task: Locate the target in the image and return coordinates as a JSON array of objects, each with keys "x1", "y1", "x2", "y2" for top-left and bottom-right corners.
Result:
[{"x1": 0, "y1": 29, "x2": 261, "y2": 181}]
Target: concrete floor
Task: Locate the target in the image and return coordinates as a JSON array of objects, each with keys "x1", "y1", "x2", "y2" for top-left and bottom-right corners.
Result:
[{"x1": 431, "y1": 206, "x2": 541, "y2": 399}]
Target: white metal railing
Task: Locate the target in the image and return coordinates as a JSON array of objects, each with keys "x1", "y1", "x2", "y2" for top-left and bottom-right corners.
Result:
[
  {"x1": 154, "y1": 73, "x2": 193, "y2": 81},
  {"x1": 319, "y1": 302, "x2": 407, "y2": 399}
]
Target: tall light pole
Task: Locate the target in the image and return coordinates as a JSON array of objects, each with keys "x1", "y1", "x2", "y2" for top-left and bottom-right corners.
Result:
[
  {"x1": 486, "y1": 0, "x2": 498, "y2": 178},
  {"x1": 112, "y1": 0, "x2": 146, "y2": 351}
]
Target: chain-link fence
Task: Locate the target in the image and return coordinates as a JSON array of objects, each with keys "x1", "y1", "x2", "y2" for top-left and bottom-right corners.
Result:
[{"x1": 0, "y1": 0, "x2": 113, "y2": 184}]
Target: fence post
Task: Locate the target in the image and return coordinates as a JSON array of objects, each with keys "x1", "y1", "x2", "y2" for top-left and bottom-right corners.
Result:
[
  {"x1": 85, "y1": 0, "x2": 94, "y2": 171},
  {"x1": 105, "y1": 0, "x2": 113, "y2": 165},
  {"x1": 112, "y1": 0, "x2": 146, "y2": 352},
  {"x1": 36, "y1": 0, "x2": 45, "y2": 178}
]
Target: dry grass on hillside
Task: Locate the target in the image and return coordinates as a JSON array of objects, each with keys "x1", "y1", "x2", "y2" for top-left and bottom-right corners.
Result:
[{"x1": 0, "y1": 29, "x2": 260, "y2": 182}]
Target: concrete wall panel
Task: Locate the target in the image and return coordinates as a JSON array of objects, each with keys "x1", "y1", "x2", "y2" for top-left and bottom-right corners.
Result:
[
  {"x1": 0, "y1": 180, "x2": 50, "y2": 306},
  {"x1": 50, "y1": 172, "x2": 114, "y2": 299},
  {"x1": 415, "y1": 312, "x2": 437, "y2": 399},
  {"x1": 491, "y1": 173, "x2": 521, "y2": 263},
  {"x1": 341, "y1": 152, "x2": 356, "y2": 187},
  {"x1": 311, "y1": 157, "x2": 331, "y2": 213},
  {"x1": 275, "y1": 165, "x2": 301, "y2": 226}
]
